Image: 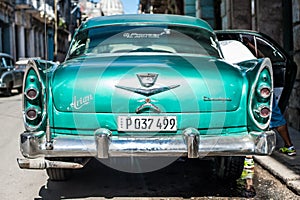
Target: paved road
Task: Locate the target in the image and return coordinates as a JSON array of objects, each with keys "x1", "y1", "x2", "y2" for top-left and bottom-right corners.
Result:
[
  {"x1": 0, "y1": 92, "x2": 47, "y2": 199},
  {"x1": 0, "y1": 93, "x2": 298, "y2": 200}
]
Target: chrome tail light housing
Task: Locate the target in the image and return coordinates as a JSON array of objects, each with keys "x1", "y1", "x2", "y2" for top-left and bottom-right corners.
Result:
[
  {"x1": 248, "y1": 58, "x2": 273, "y2": 130},
  {"x1": 22, "y1": 60, "x2": 47, "y2": 132}
]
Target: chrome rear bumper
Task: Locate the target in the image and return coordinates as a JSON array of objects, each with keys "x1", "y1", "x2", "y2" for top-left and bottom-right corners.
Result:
[{"x1": 19, "y1": 128, "x2": 276, "y2": 162}]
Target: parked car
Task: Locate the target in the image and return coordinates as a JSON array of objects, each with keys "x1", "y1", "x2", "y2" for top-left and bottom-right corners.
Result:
[
  {"x1": 15, "y1": 57, "x2": 41, "y2": 72},
  {"x1": 215, "y1": 30, "x2": 298, "y2": 113},
  {"x1": 17, "y1": 14, "x2": 276, "y2": 181},
  {"x1": 0, "y1": 53, "x2": 23, "y2": 96}
]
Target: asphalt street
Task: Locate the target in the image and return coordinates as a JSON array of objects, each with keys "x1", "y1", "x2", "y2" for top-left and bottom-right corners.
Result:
[{"x1": 0, "y1": 92, "x2": 47, "y2": 199}]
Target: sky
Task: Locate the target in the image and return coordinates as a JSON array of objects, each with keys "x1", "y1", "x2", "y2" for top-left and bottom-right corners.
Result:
[
  {"x1": 122, "y1": 0, "x2": 139, "y2": 14},
  {"x1": 91, "y1": 0, "x2": 140, "y2": 14}
]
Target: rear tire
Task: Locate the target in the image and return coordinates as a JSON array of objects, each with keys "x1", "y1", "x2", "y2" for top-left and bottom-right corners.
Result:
[
  {"x1": 17, "y1": 86, "x2": 22, "y2": 94},
  {"x1": 46, "y1": 168, "x2": 72, "y2": 181},
  {"x1": 212, "y1": 156, "x2": 245, "y2": 183},
  {"x1": 46, "y1": 158, "x2": 73, "y2": 181},
  {"x1": 4, "y1": 82, "x2": 12, "y2": 96}
]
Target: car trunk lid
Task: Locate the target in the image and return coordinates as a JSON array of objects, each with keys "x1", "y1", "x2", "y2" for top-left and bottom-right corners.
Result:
[{"x1": 52, "y1": 54, "x2": 244, "y2": 113}]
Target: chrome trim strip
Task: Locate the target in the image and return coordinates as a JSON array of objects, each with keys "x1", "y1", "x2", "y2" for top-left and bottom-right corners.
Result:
[
  {"x1": 135, "y1": 101, "x2": 161, "y2": 113},
  {"x1": 203, "y1": 96, "x2": 232, "y2": 101},
  {"x1": 115, "y1": 85, "x2": 180, "y2": 96}
]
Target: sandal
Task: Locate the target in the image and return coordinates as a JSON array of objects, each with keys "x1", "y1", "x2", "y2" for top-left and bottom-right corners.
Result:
[{"x1": 242, "y1": 185, "x2": 256, "y2": 198}]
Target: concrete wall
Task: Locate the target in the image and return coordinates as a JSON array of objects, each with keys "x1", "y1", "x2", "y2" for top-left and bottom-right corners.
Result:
[
  {"x1": 288, "y1": 0, "x2": 300, "y2": 129},
  {"x1": 197, "y1": 0, "x2": 216, "y2": 28},
  {"x1": 139, "y1": 0, "x2": 184, "y2": 15},
  {"x1": 184, "y1": 0, "x2": 196, "y2": 16},
  {"x1": 256, "y1": 0, "x2": 283, "y2": 46},
  {"x1": 220, "y1": 0, "x2": 251, "y2": 29}
]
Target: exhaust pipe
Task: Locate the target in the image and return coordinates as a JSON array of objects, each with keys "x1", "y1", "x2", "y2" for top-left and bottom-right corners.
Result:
[{"x1": 17, "y1": 158, "x2": 84, "y2": 169}]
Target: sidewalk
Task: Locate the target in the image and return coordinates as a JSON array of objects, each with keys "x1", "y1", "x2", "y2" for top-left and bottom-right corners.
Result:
[{"x1": 254, "y1": 126, "x2": 300, "y2": 195}]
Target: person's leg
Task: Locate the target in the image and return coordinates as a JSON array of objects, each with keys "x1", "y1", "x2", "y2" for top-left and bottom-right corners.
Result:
[
  {"x1": 270, "y1": 97, "x2": 296, "y2": 156},
  {"x1": 241, "y1": 156, "x2": 256, "y2": 197},
  {"x1": 276, "y1": 124, "x2": 293, "y2": 147},
  {"x1": 277, "y1": 125, "x2": 296, "y2": 156}
]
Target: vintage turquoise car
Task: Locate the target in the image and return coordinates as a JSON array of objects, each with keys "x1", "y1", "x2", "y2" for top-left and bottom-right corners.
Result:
[{"x1": 17, "y1": 14, "x2": 275, "y2": 181}]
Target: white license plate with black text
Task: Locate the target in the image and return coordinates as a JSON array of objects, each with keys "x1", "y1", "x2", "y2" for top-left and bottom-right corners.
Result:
[{"x1": 117, "y1": 116, "x2": 177, "y2": 132}]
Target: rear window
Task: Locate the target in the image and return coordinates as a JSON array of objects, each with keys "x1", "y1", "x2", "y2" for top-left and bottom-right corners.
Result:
[
  {"x1": 0, "y1": 57, "x2": 13, "y2": 68},
  {"x1": 67, "y1": 25, "x2": 221, "y2": 59}
]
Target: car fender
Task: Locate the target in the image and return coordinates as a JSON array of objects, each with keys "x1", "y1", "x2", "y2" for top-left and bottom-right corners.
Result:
[
  {"x1": 1, "y1": 70, "x2": 14, "y2": 86},
  {"x1": 239, "y1": 58, "x2": 273, "y2": 131}
]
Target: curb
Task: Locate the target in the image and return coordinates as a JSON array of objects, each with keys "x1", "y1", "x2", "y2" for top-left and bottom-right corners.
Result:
[{"x1": 254, "y1": 155, "x2": 300, "y2": 195}]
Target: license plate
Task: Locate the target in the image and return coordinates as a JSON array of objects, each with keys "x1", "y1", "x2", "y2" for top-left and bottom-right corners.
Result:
[{"x1": 117, "y1": 116, "x2": 177, "y2": 132}]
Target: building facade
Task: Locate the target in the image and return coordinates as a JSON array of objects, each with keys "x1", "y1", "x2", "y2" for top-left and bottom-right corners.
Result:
[
  {"x1": 0, "y1": 1, "x2": 16, "y2": 58},
  {"x1": 79, "y1": 0, "x2": 104, "y2": 20},
  {"x1": 139, "y1": 0, "x2": 183, "y2": 15},
  {"x1": 0, "y1": 0, "x2": 75, "y2": 62},
  {"x1": 138, "y1": 0, "x2": 221, "y2": 28},
  {"x1": 15, "y1": 0, "x2": 55, "y2": 60},
  {"x1": 100, "y1": 0, "x2": 124, "y2": 16}
]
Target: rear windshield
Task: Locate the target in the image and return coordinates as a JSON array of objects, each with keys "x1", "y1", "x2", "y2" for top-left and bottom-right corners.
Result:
[
  {"x1": 0, "y1": 56, "x2": 13, "y2": 68},
  {"x1": 66, "y1": 25, "x2": 221, "y2": 60}
]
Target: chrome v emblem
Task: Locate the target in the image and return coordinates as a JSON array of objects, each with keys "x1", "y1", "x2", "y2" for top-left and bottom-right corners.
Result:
[
  {"x1": 115, "y1": 85, "x2": 180, "y2": 96},
  {"x1": 137, "y1": 73, "x2": 158, "y2": 88}
]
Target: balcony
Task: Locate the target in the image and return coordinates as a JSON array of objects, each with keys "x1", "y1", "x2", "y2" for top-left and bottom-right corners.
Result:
[{"x1": 15, "y1": 0, "x2": 33, "y2": 9}]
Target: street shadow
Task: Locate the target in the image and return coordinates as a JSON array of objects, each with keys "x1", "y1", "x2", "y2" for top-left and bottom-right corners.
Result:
[
  {"x1": 0, "y1": 90, "x2": 21, "y2": 98},
  {"x1": 36, "y1": 158, "x2": 243, "y2": 200}
]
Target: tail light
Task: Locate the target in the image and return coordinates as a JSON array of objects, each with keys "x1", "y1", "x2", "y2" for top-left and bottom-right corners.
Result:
[
  {"x1": 25, "y1": 87, "x2": 39, "y2": 100},
  {"x1": 258, "y1": 86, "x2": 271, "y2": 99},
  {"x1": 258, "y1": 106, "x2": 271, "y2": 118},
  {"x1": 25, "y1": 107, "x2": 40, "y2": 120}
]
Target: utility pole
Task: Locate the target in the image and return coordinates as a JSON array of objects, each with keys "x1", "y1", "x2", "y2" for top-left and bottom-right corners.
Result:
[
  {"x1": 44, "y1": 0, "x2": 48, "y2": 60},
  {"x1": 54, "y1": 0, "x2": 58, "y2": 61}
]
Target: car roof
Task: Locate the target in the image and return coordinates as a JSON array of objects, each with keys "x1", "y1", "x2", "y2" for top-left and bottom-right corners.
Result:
[
  {"x1": 16, "y1": 60, "x2": 29, "y2": 65},
  {"x1": 215, "y1": 29, "x2": 261, "y2": 35},
  {"x1": 80, "y1": 14, "x2": 213, "y2": 32},
  {"x1": 0, "y1": 53, "x2": 13, "y2": 60}
]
